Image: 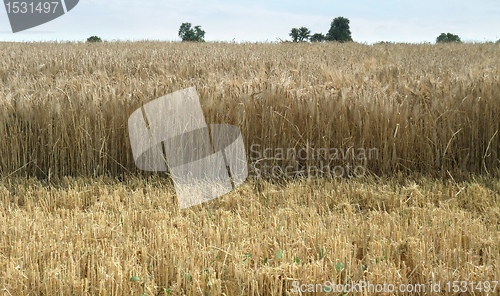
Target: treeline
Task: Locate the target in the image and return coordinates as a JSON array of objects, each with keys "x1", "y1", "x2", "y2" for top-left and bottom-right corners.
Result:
[
  {"x1": 86, "y1": 17, "x2": 500, "y2": 44},
  {"x1": 289, "y1": 16, "x2": 352, "y2": 43}
]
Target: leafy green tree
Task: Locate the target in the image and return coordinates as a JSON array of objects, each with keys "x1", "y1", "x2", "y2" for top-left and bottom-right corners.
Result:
[
  {"x1": 289, "y1": 27, "x2": 311, "y2": 42},
  {"x1": 178, "y1": 22, "x2": 206, "y2": 42},
  {"x1": 289, "y1": 28, "x2": 299, "y2": 42},
  {"x1": 310, "y1": 33, "x2": 326, "y2": 42},
  {"x1": 86, "y1": 36, "x2": 102, "y2": 43},
  {"x1": 326, "y1": 17, "x2": 353, "y2": 42},
  {"x1": 298, "y1": 27, "x2": 311, "y2": 42},
  {"x1": 436, "y1": 33, "x2": 461, "y2": 43}
]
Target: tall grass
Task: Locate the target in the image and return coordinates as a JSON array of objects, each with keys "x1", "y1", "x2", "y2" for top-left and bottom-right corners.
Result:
[{"x1": 0, "y1": 41, "x2": 498, "y2": 179}]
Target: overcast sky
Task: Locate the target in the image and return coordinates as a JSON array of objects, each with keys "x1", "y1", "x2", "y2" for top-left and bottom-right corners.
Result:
[{"x1": 1, "y1": 0, "x2": 499, "y2": 43}]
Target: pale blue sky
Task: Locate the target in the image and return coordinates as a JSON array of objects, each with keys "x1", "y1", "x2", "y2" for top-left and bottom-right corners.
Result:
[{"x1": 1, "y1": 0, "x2": 499, "y2": 43}]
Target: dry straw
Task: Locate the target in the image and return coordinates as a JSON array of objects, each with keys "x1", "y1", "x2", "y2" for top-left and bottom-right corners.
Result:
[{"x1": 0, "y1": 175, "x2": 498, "y2": 295}]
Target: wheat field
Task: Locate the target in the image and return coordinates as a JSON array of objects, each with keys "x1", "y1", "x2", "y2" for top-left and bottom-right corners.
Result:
[{"x1": 0, "y1": 41, "x2": 499, "y2": 295}]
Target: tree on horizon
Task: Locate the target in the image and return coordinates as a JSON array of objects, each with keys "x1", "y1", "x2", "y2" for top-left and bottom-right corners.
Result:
[
  {"x1": 178, "y1": 23, "x2": 206, "y2": 42},
  {"x1": 310, "y1": 33, "x2": 326, "y2": 42},
  {"x1": 436, "y1": 33, "x2": 461, "y2": 43},
  {"x1": 326, "y1": 17, "x2": 353, "y2": 42}
]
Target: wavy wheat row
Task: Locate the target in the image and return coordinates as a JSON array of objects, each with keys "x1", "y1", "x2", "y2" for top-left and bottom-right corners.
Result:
[{"x1": 0, "y1": 41, "x2": 498, "y2": 178}]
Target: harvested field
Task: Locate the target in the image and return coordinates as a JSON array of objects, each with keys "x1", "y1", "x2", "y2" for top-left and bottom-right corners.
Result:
[{"x1": 0, "y1": 41, "x2": 499, "y2": 295}]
